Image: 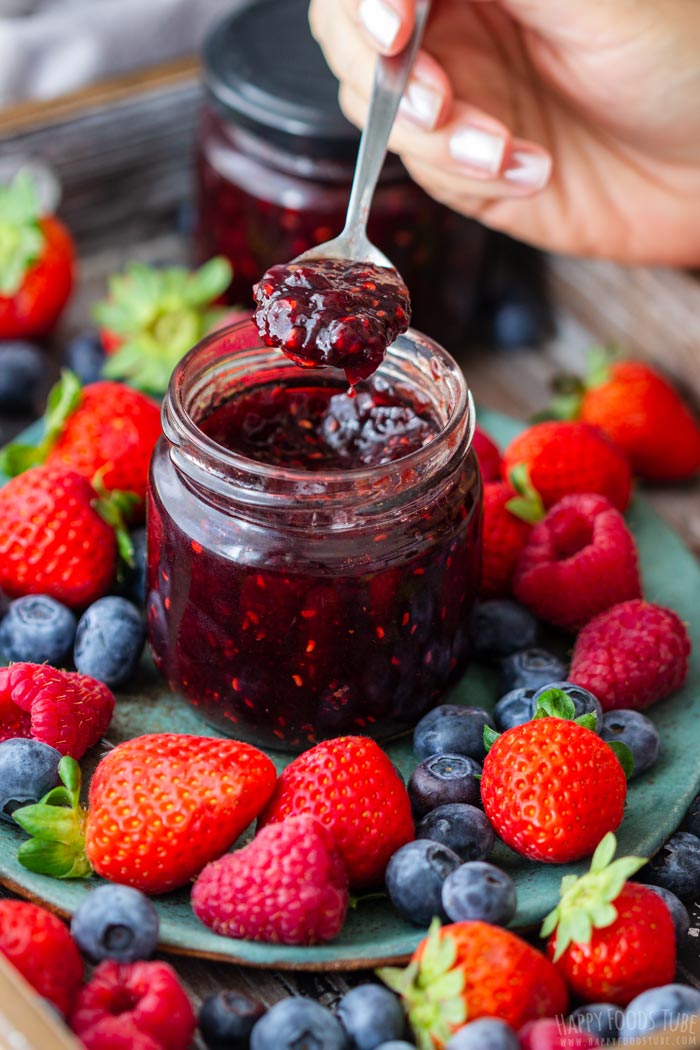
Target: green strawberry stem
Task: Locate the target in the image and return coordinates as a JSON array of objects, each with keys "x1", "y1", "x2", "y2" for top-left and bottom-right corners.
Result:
[
  {"x1": 378, "y1": 919, "x2": 466, "y2": 1050},
  {"x1": 0, "y1": 369, "x2": 82, "y2": 477},
  {"x1": 0, "y1": 171, "x2": 46, "y2": 297},
  {"x1": 540, "y1": 832, "x2": 646, "y2": 961},
  {"x1": 505, "y1": 464, "x2": 545, "y2": 525},
  {"x1": 533, "y1": 343, "x2": 622, "y2": 422},
  {"x1": 91, "y1": 469, "x2": 138, "y2": 567},
  {"x1": 13, "y1": 756, "x2": 93, "y2": 879}
]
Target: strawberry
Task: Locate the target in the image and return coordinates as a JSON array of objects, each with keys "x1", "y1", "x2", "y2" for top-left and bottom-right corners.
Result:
[
  {"x1": 379, "y1": 919, "x2": 568, "y2": 1048},
  {"x1": 13, "y1": 735, "x2": 277, "y2": 893},
  {"x1": 258, "y1": 736, "x2": 413, "y2": 889},
  {"x1": 501, "y1": 422, "x2": 633, "y2": 511},
  {"x1": 480, "y1": 690, "x2": 629, "y2": 864},
  {"x1": 0, "y1": 662, "x2": 114, "y2": 758},
  {"x1": 94, "y1": 258, "x2": 232, "y2": 394},
  {"x1": 192, "y1": 815, "x2": 349, "y2": 945},
  {"x1": 541, "y1": 833, "x2": 676, "y2": 1005},
  {"x1": 481, "y1": 468, "x2": 544, "y2": 599},
  {"x1": 569, "y1": 599, "x2": 691, "y2": 711},
  {"x1": 472, "y1": 426, "x2": 502, "y2": 482},
  {"x1": 513, "y1": 494, "x2": 642, "y2": 631},
  {"x1": 0, "y1": 172, "x2": 74, "y2": 339},
  {"x1": 0, "y1": 372, "x2": 161, "y2": 515},
  {"x1": 70, "y1": 960, "x2": 195, "y2": 1050},
  {"x1": 0, "y1": 899, "x2": 83, "y2": 1016},
  {"x1": 519, "y1": 1019, "x2": 601, "y2": 1049},
  {"x1": 0, "y1": 464, "x2": 135, "y2": 609}
]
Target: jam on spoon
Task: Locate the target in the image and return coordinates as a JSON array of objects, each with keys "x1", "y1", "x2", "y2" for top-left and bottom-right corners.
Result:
[{"x1": 254, "y1": 258, "x2": 411, "y2": 384}]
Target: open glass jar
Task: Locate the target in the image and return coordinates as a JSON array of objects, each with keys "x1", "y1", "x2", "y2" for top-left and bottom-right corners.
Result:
[{"x1": 146, "y1": 320, "x2": 482, "y2": 752}]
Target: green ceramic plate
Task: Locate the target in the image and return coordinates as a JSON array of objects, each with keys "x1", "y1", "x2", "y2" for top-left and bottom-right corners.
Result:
[{"x1": 0, "y1": 408, "x2": 698, "y2": 970}]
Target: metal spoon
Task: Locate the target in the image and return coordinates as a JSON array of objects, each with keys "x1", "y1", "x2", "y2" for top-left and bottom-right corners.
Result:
[{"x1": 295, "y1": 0, "x2": 431, "y2": 269}]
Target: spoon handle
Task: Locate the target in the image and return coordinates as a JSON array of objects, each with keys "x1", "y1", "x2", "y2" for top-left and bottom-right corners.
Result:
[{"x1": 342, "y1": 0, "x2": 431, "y2": 251}]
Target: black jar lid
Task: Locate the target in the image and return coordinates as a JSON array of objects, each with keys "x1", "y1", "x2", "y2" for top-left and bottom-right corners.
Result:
[{"x1": 202, "y1": 0, "x2": 360, "y2": 157}]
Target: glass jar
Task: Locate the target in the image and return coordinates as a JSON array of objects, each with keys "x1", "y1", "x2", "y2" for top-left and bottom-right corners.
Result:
[
  {"x1": 146, "y1": 320, "x2": 483, "y2": 752},
  {"x1": 194, "y1": 0, "x2": 485, "y2": 349}
]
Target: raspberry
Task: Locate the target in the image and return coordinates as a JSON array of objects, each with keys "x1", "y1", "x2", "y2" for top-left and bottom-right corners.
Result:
[
  {"x1": 0, "y1": 663, "x2": 114, "y2": 758},
  {"x1": 473, "y1": 426, "x2": 502, "y2": 482},
  {"x1": 192, "y1": 815, "x2": 349, "y2": 945},
  {"x1": 570, "y1": 599, "x2": 691, "y2": 711},
  {"x1": 69, "y1": 960, "x2": 195, "y2": 1050},
  {"x1": 0, "y1": 900, "x2": 83, "y2": 1016},
  {"x1": 513, "y1": 494, "x2": 642, "y2": 630}
]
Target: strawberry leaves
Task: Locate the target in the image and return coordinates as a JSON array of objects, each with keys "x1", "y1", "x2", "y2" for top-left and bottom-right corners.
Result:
[
  {"x1": 0, "y1": 172, "x2": 46, "y2": 297},
  {"x1": 505, "y1": 464, "x2": 545, "y2": 525},
  {"x1": 13, "y1": 756, "x2": 92, "y2": 879}
]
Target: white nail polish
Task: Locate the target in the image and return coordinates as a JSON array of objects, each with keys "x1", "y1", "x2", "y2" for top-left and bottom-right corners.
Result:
[
  {"x1": 399, "y1": 79, "x2": 443, "y2": 130},
  {"x1": 504, "y1": 150, "x2": 552, "y2": 189},
  {"x1": 448, "y1": 126, "x2": 505, "y2": 175},
  {"x1": 358, "y1": 0, "x2": 401, "y2": 50}
]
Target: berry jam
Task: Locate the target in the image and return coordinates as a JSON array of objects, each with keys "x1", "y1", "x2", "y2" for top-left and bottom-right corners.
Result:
[
  {"x1": 254, "y1": 259, "x2": 411, "y2": 384},
  {"x1": 147, "y1": 325, "x2": 482, "y2": 751}
]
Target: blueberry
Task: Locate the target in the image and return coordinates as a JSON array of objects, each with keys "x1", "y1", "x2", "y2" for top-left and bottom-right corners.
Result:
[
  {"x1": 251, "y1": 997, "x2": 348, "y2": 1050},
  {"x1": 337, "y1": 985, "x2": 405, "y2": 1050},
  {"x1": 533, "y1": 682, "x2": 603, "y2": 729},
  {"x1": 416, "y1": 804, "x2": 494, "y2": 862},
  {"x1": 74, "y1": 596, "x2": 145, "y2": 688},
  {"x1": 374, "y1": 1044, "x2": 415, "y2": 1050},
  {"x1": 385, "y1": 839, "x2": 461, "y2": 926},
  {"x1": 199, "y1": 991, "x2": 265, "y2": 1050},
  {"x1": 64, "y1": 331, "x2": 105, "y2": 386},
  {"x1": 445, "y1": 1018, "x2": 519, "y2": 1050},
  {"x1": 70, "y1": 883, "x2": 159, "y2": 963},
  {"x1": 118, "y1": 527, "x2": 147, "y2": 607},
  {"x1": 685, "y1": 794, "x2": 700, "y2": 839},
  {"x1": 500, "y1": 648, "x2": 567, "y2": 692},
  {"x1": 491, "y1": 291, "x2": 546, "y2": 350},
  {"x1": 600, "y1": 710, "x2": 660, "y2": 778},
  {"x1": 493, "y1": 688, "x2": 536, "y2": 731},
  {"x1": 0, "y1": 595, "x2": 76, "y2": 666},
  {"x1": 0, "y1": 739, "x2": 61, "y2": 822},
  {"x1": 408, "y1": 754, "x2": 482, "y2": 817},
  {"x1": 644, "y1": 884, "x2": 690, "y2": 943},
  {"x1": 568, "y1": 1004, "x2": 620, "y2": 1043},
  {"x1": 618, "y1": 984, "x2": 700, "y2": 1043},
  {"x1": 642, "y1": 832, "x2": 700, "y2": 900},
  {"x1": 441, "y1": 861, "x2": 516, "y2": 926},
  {"x1": 413, "y1": 705, "x2": 495, "y2": 763},
  {"x1": 0, "y1": 342, "x2": 47, "y2": 414},
  {"x1": 472, "y1": 601, "x2": 539, "y2": 660}
]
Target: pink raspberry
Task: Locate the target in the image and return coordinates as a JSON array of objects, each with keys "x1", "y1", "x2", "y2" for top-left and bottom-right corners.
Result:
[
  {"x1": 0, "y1": 662, "x2": 114, "y2": 758},
  {"x1": 192, "y1": 815, "x2": 349, "y2": 945},
  {"x1": 513, "y1": 493, "x2": 641, "y2": 630},
  {"x1": 519, "y1": 1018, "x2": 601, "y2": 1049}
]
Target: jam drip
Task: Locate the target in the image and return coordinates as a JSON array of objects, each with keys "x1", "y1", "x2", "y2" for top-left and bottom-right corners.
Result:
[{"x1": 254, "y1": 258, "x2": 411, "y2": 383}]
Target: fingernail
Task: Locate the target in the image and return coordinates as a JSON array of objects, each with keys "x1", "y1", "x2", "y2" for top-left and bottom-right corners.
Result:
[
  {"x1": 449, "y1": 126, "x2": 506, "y2": 175},
  {"x1": 503, "y1": 149, "x2": 552, "y2": 189},
  {"x1": 358, "y1": 0, "x2": 401, "y2": 50},
  {"x1": 399, "y1": 78, "x2": 443, "y2": 130}
]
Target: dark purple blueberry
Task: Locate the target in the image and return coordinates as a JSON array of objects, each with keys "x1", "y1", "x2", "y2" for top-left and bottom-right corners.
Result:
[
  {"x1": 685, "y1": 794, "x2": 700, "y2": 839},
  {"x1": 416, "y1": 803, "x2": 494, "y2": 862},
  {"x1": 70, "y1": 883, "x2": 159, "y2": 963},
  {"x1": 644, "y1": 885, "x2": 690, "y2": 943},
  {"x1": 0, "y1": 341, "x2": 47, "y2": 414},
  {"x1": 199, "y1": 990, "x2": 265, "y2": 1050},
  {"x1": 117, "y1": 527, "x2": 147, "y2": 607},
  {"x1": 493, "y1": 688, "x2": 536, "y2": 731},
  {"x1": 0, "y1": 739, "x2": 61, "y2": 823},
  {"x1": 441, "y1": 861, "x2": 516, "y2": 926},
  {"x1": 63, "y1": 331, "x2": 105, "y2": 386},
  {"x1": 445, "y1": 1019, "x2": 519, "y2": 1050},
  {"x1": 619, "y1": 985, "x2": 700, "y2": 1043},
  {"x1": 472, "y1": 600, "x2": 539, "y2": 660},
  {"x1": 74, "y1": 596, "x2": 145, "y2": 689},
  {"x1": 413, "y1": 705, "x2": 495, "y2": 763},
  {"x1": 499, "y1": 648, "x2": 567, "y2": 692},
  {"x1": 251, "y1": 998, "x2": 347, "y2": 1050},
  {"x1": 408, "y1": 754, "x2": 482, "y2": 817},
  {"x1": 568, "y1": 1003, "x2": 621, "y2": 1043},
  {"x1": 0, "y1": 594, "x2": 76, "y2": 666},
  {"x1": 385, "y1": 839, "x2": 461, "y2": 926},
  {"x1": 533, "y1": 682, "x2": 602, "y2": 730},
  {"x1": 336, "y1": 985, "x2": 405, "y2": 1050},
  {"x1": 600, "y1": 709, "x2": 660, "y2": 778},
  {"x1": 641, "y1": 833, "x2": 700, "y2": 900}
]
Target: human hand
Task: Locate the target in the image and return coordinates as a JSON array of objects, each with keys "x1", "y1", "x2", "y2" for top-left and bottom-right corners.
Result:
[{"x1": 309, "y1": 0, "x2": 700, "y2": 265}]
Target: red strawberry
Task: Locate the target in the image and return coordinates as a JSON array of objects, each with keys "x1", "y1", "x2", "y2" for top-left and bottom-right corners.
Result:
[
  {"x1": 379, "y1": 919, "x2": 568, "y2": 1047},
  {"x1": 570, "y1": 599, "x2": 691, "y2": 711},
  {"x1": 502, "y1": 422, "x2": 633, "y2": 511},
  {"x1": 481, "y1": 469, "x2": 544, "y2": 599},
  {"x1": 70, "y1": 960, "x2": 195, "y2": 1050},
  {"x1": 0, "y1": 900, "x2": 83, "y2": 1016},
  {"x1": 0, "y1": 663, "x2": 114, "y2": 758},
  {"x1": 192, "y1": 815, "x2": 349, "y2": 945},
  {"x1": 542, "y1": 833, "x2": 676, "y2": 1005},
  {"x1": 473, "y1": 426, "x2": 502, "y2": 482},
  {"x1": 0, "y1": 465, "x2": 134, "y2": 608},
  {"x1": 519, "y1": 1019, "x2": 601, "y2": 1049},
  {"x1": 513, "y1": 494, "x2": 641, "y2": 631},
  {"x1": 480, "y1": 690, "x2": 628, "y2": 863},
  {"x1": 14, "y1": 736, "x2": 277, "y2": 893},
  {"x1": 0, "y1": 172, "x2": 74, "y2": 339},
  {"x1": 258, "y1": 736, "x2": 413, "y2": 889}
]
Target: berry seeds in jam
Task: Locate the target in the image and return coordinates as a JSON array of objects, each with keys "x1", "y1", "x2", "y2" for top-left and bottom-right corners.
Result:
[{"x1": 254, "y1": 258, "x2": 411, "y2": 384}]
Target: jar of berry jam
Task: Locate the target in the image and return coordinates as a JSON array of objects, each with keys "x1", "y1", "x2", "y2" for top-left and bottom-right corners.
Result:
[
  {"x1": 194, "y1": 0, "x2": 484, "y2": 348},
  {"x1": 147, "y1": 319, "x2": 482, "y2": 751}
]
